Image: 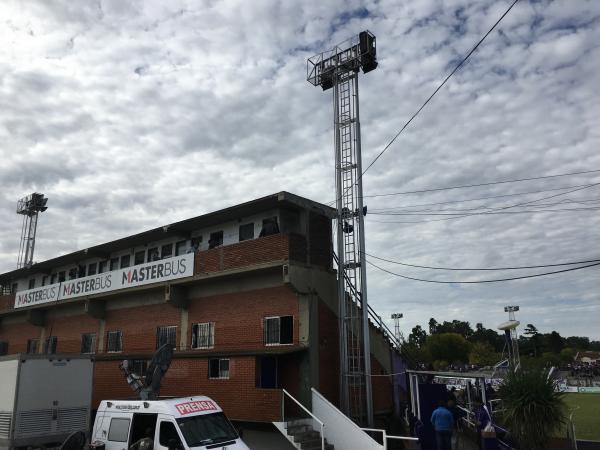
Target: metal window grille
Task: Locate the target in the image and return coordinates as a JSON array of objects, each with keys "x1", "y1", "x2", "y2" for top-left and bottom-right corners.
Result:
[
  {"x1": 175, "y1": 240, "x2": 187, "y2": 256},
  {"x1": 128, "y1": 359, "x2": 150, "y2": 377},
  {"x1": 264, "y1": 316, "x2": 293, "y2": 345},
  {"x1": 238, "y1": 223, "x2": 254, "y2": 241},
  {"x1": 27, "y1": 339, "x2": 39, "y2": 354},
  {"x1": 192, "y1": 323, "x2": 214, "y2": 349},
  {"x1": 88, "y1": 263, "x2": 97, "y2": 275},
  {"x1": 44, "y1": 336, "x2": 57, "y2": 354},
  {"x1": 107, "y1": 331, "x2": 123, "y2": 352},
  {"x1": 208, "y1": 231, "x2": 223, "y2": 249},
  {"x1": 209, "y1": 358, "x2": 230, "y2": 379},
  {"x1": 156, "y1": 326, "x2": 177, "y2": 350},
  {"x1": 161, "y1": 244, "x2": 173, "y2": 259},
  {"x1": 81, "y1": 333, "x2": 97, "y2": 354},
  {"x1": 134, "y1": 250, "x2": 145, "y2": 265},
  {"x1": 0, "y1": 342, "x2": 8, "y2": 356}
]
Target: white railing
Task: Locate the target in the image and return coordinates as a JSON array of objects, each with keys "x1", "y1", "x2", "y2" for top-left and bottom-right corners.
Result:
[
  {"x1": 282, "y1": 389, "x2": 325, "y2": 450},
  {"x1": 361, "y1": 428, "x2": 419, "y2": 449}
]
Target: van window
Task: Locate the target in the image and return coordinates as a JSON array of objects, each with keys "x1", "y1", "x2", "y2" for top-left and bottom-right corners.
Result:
[
  {"x1": 177, "y1": 412, "x2": 238, "y2": 447},
  {"x1": 159, "y1": 421, "x2": 183, "y2": 448},
  {"x1": 108, "y1": 417, "x2": 130, "y2": 442}
]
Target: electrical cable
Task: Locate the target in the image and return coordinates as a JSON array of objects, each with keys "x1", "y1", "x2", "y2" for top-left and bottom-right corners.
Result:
[
  {"x1": 327, "y1": 0, "x2": 522, "y2": 207},
  {"x1": 368, "y1": 188, "x2": 600, "y2": 212},
  {"x1": 362, "y1": 169, "x2": 600, "y2": 199},
  {"x1": 370, "y1": 206, "x2": 600, "y2": 216},
  {"x1": 363, "y1": 251, "x2": 600, "y2": 271},
  {"x1": 366, "y1": 259, "x2": 600, "y2": 284}
]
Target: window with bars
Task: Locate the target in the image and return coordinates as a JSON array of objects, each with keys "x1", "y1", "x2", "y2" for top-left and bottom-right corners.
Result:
[
  {"x1": 27, "y1": 339, "x2": 39, "y2": 354},
  {"x1": 44, "y1": 336, "x2": 58, "y2": 354},
  {"x1": 41, "y1": 275, "x2": 48, "y2": 286},
  {"x1": 191, "y1": 323, "x2": 215, "y2": 349},
  {"x1": 110, "y1": 258, "x2": 119, "y2": 271},
  {"x1": 128, "y1": 359, "x2": 150, "y2": 377},
  {"x1": 120, "y1": 254, "x2": 131, "y2": 269},
  {"x1": 81, "y1": 333, "x2": 97, "y2": 354},
  {"x1": 161, "y1": 244, "x2": 173, "y2": 259},
  {"x1": 238, "y1": 223, "x2": 254, "y2": 242},
  {"x1": 208, "y1": 358, "x2": 230, "y2": 379},
  {"x1": 175, "y1": 240, "x2": 188, "y2": 256},
  {"x1": 0, "y1": 341, "x2": 8, "y2": 356},
  {"x1": 134, "y1": 250, "x2": 146, "y2": 265},
  {"x1": 107, "y1": 330, "x2": 123, "y2": 353},
  {"x1": 208, "y1": 231, "x2": 223, "y2": 249},
  {"x1": 264, "y1": 316, "x2": 293, "y2": 345},
  {"x1": 156, "y1": 326, "x2": 177, "y2": 350},
  {"x1": 28, "y1": 278, "x2": 35, "y2": 289},
  {"x1": 88, "y1": 262, "x2": 98, "y2": 276},
  {"x1": 98, "y1": 260, "x2": 108, "y2": 274}
]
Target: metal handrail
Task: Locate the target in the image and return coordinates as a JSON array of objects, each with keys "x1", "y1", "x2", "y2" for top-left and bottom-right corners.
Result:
[
  {"x1": 361, "y1": 428, "x2": 419, "y2": 449},
  {"x1": 282, "y1": 389, "x2": 325, "y2": 450}
]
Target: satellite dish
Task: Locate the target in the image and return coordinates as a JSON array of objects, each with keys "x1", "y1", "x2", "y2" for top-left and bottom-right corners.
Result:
[
  {"x1": 60, "y1": 431, "x2": 86, "y2": 450},
  {"x1": 497, "y1": 320, "x2": 520, "y2": 331}
]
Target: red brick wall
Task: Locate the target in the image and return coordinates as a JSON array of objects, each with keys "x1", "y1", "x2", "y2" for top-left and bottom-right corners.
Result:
[
  {"x1": 318, "y1": 299, "x2": 340, "y2": 407},
  {"x1": 309, "y1": 213, "x2": 332, "y2": 269},
  {"x1": 0, "y1": 321, "x2": 40, "y2": 354},
  {"x1": 0, "y1": 294, "x2": 14, "y2": 314},
  {"x1": 93, "y1": 357, "x2": 283, "y2": 422},
  {"x1": 105, "y1": 303, "x2": 181, "y2": 353},
  {"x1": 371, "y1": 355, "x2": 394, "y2": 414},
  {"x1": 44, "y1": 314, "x2": 102, "y2": 353},
  {"x1": 187, "y1": 286, "x2": 300, "y2": 351},
  {"x1": 194, "y1": 233, "x2": 307, "y2": 274}
]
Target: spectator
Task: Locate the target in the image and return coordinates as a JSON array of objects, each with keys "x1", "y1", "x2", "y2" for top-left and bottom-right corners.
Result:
[{"x1": 431, "y1": 400, "x2": 453, "y2": 450}]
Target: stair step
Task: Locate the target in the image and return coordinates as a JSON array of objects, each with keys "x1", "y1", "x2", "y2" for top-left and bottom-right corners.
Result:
[{"x1": 292, "y1": 431, "x2": 320, "y2": 441}]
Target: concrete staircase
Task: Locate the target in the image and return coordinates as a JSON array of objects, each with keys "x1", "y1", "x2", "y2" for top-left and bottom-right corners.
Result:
[{"x1": 275, "y1": 419, "x2": 334, "y2": 450}]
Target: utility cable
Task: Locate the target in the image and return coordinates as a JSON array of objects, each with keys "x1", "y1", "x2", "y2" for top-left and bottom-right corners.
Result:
[
  {"x1": 362, "y1": 169, "x2": 600, "y2": 199},
  {"x1": 370, "y1": 206, "x2": 600, "y2": 216},
  {"x1": 366, "y1": 259, "x2": 600, "y2": 284},
  {"x1": 368, "y1": 187, "x2": 599, "y2": 212},
  {"x1": 364, "y1": 251, "x2": 600, "y2": 271}
]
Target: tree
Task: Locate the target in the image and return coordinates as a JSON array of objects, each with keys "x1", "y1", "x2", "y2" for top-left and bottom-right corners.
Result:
[
  {"x1": 498, "y1": 369, "x2": 566, "y2": 450},
  {"x1": 408, "y1": 325, "x2": 427, "y2": 348},
  {"x1": 546, "y1": 331, "x2": 564, "y2": 354},
  {"x1": 559, "y1": 348, "x2": 576, "y2": 365},
  {"x1": 469, "y1": 341, "x2": 499, "y2": 367},
  {"x1": 565, "y1": 336, "x2": 590, "y2": 350},
  {"x1": 424, "y1": 333, "x2": 470, "y2": 364},
  {"x1": 524, "y1": 323, "x2": 540, "y2": 357},
  {"x1": 428, "y1": 318, "x2": 438, "y2": 335}
]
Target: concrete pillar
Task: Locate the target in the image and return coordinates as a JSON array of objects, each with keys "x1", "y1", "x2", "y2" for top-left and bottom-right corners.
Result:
[
  {"x1": 98, "y1": 319, "x2": 106, "y2": 353},
  {"x1": 180, "y1": 308, "x2": 189, "y2": 351}
]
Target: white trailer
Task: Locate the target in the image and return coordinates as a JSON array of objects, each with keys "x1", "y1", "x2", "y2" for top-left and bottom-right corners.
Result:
[{"x1": 0, "y1": 354, "x2": 93, "y2": 449}]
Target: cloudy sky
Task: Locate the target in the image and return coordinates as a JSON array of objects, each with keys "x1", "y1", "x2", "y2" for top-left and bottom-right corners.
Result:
[{"x1": 1, "y1": 0, "x2": 599, "y2": 339}]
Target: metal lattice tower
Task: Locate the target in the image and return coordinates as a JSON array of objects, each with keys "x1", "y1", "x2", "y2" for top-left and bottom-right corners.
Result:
[
  {"x1": 307, "y1": 31, "x2": 378, "y2": 426},
  {"x1": 16, "y1": 193, "x2": 48, "y2": 268},
  {"x1": 391, "y1": 313, "x2": 404, "y2": 344},
  {"x1": 504, "y1": 305, "x2": 521, "y2": 371}
]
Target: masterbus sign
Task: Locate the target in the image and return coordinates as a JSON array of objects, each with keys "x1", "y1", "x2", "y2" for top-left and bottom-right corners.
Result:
[{"x1": 14, "y1": 254, "x2": 194, "y2": 308}]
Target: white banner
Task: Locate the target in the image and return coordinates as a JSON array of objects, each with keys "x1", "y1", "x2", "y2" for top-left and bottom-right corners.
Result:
[
  {"x1": 14, "y1": 283, "x2": 61, "y2": 308},
  {"x1": 14, "y1": 254, "x2": 195, "y2": 308}
]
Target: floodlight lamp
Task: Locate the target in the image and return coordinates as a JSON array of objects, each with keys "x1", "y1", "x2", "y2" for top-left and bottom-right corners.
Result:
[
  {"x1": 391, "y1": 313, "x2": 403, "y2": 319},
  {"x1": 498, "y1": 320, "x2": 520, "y2": 331}
]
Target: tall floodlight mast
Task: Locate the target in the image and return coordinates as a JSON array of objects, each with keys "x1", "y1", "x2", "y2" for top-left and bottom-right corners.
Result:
[
  {"x1": 498, "y1": 305, "x2": 521, "y2": 371},
  {"x1": 16, "y1": 193, "x2": 48, "y2": 269},
  {"x1": 307, "y1": 31, "x2": 378, "y2": 426}
]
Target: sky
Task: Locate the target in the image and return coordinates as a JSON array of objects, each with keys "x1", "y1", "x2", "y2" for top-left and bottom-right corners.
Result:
[{"x1": 1, "y1": 0, "x2": 599, "y2": 340}]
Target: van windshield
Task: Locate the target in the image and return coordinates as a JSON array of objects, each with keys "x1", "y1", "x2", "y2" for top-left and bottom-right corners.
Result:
[{"x1": 176, "y1": 412, "x2": 238, "y2": 447}]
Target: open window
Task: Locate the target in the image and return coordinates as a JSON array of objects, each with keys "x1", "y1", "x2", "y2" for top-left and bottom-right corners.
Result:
[
  {"x1": 239, "y1": 223, "x2": 254, "y2": 242},
  {"x1": 256, "y1": 356, "x2": 278, "y2": 388},
  {"x1": 161, "y1": 244, "x2": 173, "y2": 259},
  {"x1": 134, "y1": 250, "x2": 146, "y2": 265},
  {"x1": 81, "y1": 333, "x2": 97, "y2": 354},
  {"x1": 129, "y1": 413, "x2": 157, "y2": 448},
  {"x1": 209, "y1": 358, "x2": 230, "y2": 379},
  {"x1": 159, "y1": 421, "x2": 184, "y2": 449},
  {"x1": 208, "y1": 231, "x2": 223, "y2": 249},
  {"x1": 259, "y1": 217, "x2": 280, "y2": 237},
  {"x1": 264, "y1": 316, "x2": 293, "y2": 345}
]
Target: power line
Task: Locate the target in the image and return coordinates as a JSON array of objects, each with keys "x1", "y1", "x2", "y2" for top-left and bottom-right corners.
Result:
[
  {"x1": 368, "y1": 183, "x2": 600, "y2": 222},
  {"x1": 328, "y1": 0, "x2": 522, "y2": 207},
  {"x1": 362, "y1": 169, "x2": 600, "y2": 199},
  {"x1": 367, "y1": 185, "x2": 598, "y2": 211},
  {"x1": 366, "y1": 259, "x2": 600, "y2": 284},
  {"x1": 364, "y1": 251, "x2": 600, "y2": 271},
  {"x1": 370, "y1": 206, "x2": 600, "y2": 216}
]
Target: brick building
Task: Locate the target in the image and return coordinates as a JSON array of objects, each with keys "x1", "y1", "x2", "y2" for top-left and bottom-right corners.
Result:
[{"x1": 0, "y1": 192, "x2": 399, "y2": 423}]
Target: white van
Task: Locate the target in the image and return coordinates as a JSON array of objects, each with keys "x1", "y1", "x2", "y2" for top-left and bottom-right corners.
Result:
[{"x1": 91, "y1": 396, "x2": 250, "y2": 450}]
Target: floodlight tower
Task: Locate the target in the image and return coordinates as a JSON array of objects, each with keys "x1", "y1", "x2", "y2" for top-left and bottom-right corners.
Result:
[
  {"x1": 391, "y1": 313, "x2": 404, "y2": 344},
  {"x1": 16, "y1": 193, "x2": 48, "y2": 268},
  {"x1": 307, "y1": 31, "x2": 378, "y2": 426},
  {"x1": 498, "y1": 305, "x2": 521, "y2": 371}
]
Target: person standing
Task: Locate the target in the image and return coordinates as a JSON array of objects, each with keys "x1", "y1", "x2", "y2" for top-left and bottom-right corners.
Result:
[{"x1": 431, "y1": 400, "x2": 453, "y2": 450}]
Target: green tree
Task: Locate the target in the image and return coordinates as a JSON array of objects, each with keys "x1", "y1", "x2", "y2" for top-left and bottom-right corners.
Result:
[
  {"x1": 559, "y1": 348, "x2": 576, "y2": 365},
  {"x1": 469, "y1": 341, "x2": 499, "y2": 366},
  {"x1": 524, "y1": 323, "x2": 540, "y2": 357},
  {"x1": 498, "y1": 369, "x2": 567, "y2": 450},
  {"x1": 428, "y1": 318, "x2": 439, "y2": 335},
  {"x1": 424, "y1": 332, "x2": 470, "y2": 364},
  {"x1": 408, "y1": 325, "x2": 427, "y2": 348}
]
